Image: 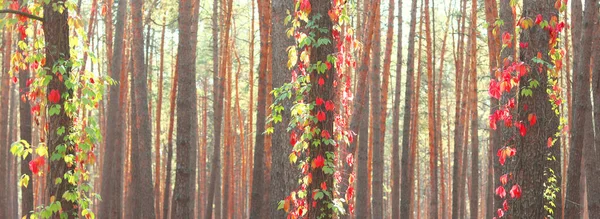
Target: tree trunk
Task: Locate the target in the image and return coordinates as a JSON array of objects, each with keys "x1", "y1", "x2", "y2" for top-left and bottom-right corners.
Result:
[
  {"x1": 370, "y1": 2, "x2": 384, "y2": 218},
  {"x1": 590, "y1": 10, "x2": 600, "y2": 218},
  {"x1": 391, "y1": 0, "x2": 402, "y2": 217},
  {"x1": 171, "y1": 0, "x2": 201, "y2": 215},
  {"x1": 130, "y1": 0, "x2": 157, "y2": 214},
  {"x1": 400, "y1": 0, "x2": 418, "y2": 217},
  {"x1": 99, "y1": 0, "x2": 128, "y2": 216},
  {"x1": 424, "y1": 0, "x2": 438, "y2": 217},
  {"x1": 249, "y1": 0, "x2": 271, "y2": 217},
  {"x1": 0, "y1": 21, "x2": 12, "y2": 219},
  {"x1": 566, "y1": 0, "x2": 594, "y2": 217},
  {"x1": 467, "y1": 0, "x2": 479, "y2": 216},
  {"x1": 513, "y1": 0, "x2": 561, "y2": 217},
  {"x1": 42, "y1": 1, "x2": 76, "y2": 217},
  {"x1": 204, "y1": 0, "x2": 223, "y2": 216},
  {"x1": 269, "y1": 0, "x2": 295, "y2": 218}
]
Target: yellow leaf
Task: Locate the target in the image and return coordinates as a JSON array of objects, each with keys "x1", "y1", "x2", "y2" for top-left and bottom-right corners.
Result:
[
  {"x1": 521, "y1": 17, "x2": 534, "y2": 30},
  {"x1": 36, "y1": 145, "x2": 48, "y2": 157},
  {"x1": 20, "y1": 175, "x2": 30, "y2": 188}
]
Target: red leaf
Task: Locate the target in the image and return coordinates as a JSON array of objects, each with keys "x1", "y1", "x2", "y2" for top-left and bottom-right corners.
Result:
[
  {"x1": 317, "y1": 111, "x2": 326, "y2": 122},
  {"x1": 489, "y1": 79, "x2": 501, "y2": 99},
  {"x1": 497, "y1": 209, "x2": 504, "y2": 218},
  {"x1": 508, "y1": 147, "x2": 516, "y2": 157},
  {"x1": 318, "y1": 77, "x2": 325, "y2": 86},
  {"x1": 18, "y1": 25, "x2": 26, "y2": 40},
  {"x1": 519, "y1": 42, "x2": 529, "y2": 49},
  {"x1": 346, "y1": 153, "x2": 354, "y2": 167},
  {"x1": 489, "y1": 115, "x2": 498, "y2": 130},
  {"x1": 528, "y1": 113, "x2": 537, "y2": 126},
  {"x1": 325, "y1": 100, "x2": 335, "y2": 111},
  {"x1": 29, "y1": 156, "x2": 45, "y2": 175},
  {"x1": 316, "y1": 97, "x2": 324, "y2": 106},
  {"x1": 48, "y1": 89, "x2": 61, "y2": 104},
  {"x1": 503, "y1": 200, "x2": 509, "y2": 211},
  {"x1": 515, "y1": 121, "x2": 527, "y2": 136},
  {"x1": 290, "y1": 132, "x2": 297, "y2": 146},
  {"x1": 312, "y1": 155, "x2": 325, "y2": 169},
  {"x1": 12, "y1": 76, "x2": 18, "y2": 84},
  {"x1": 535, "y1": 14, "x2": 543, "y2": 25},
  {"x1": 508, "y1": 98, "x2": 515, "y2": 109},
  {"x1": 26, "y1": 78, "x2": 33, "y2": 87},
  {"x1": 510, "y1": 184, "x2": 522, "y2": 199},
  {"x1": 31, "y1": 104, "x2": 40, "y2": 115},
  {"x1": 90, "y1": 78, "x2": 95, "y2": 84},
  {"x1": 496, "y1": 186, "x2": 506, "y2": 198},
  {"x1": 547, "y1": 137, "x2": 553, "y2": 148},
  {"x1": 326, "y1": 62, "x2": 332, "y2": 70},
  {"x1": 321, "y1": 130, "x2": 331, "y2": 139},
  {"x1": 502, "y1": 32, "x2": 512, "y2": 47},
  {"x1": 346, "y1": 186, "x2": 354, "y2": 200},
  {"x1": 497, "y1": 148, "x2": 506, "y2": 166},
  {"x1": 321, "y1": 182, "x2": 327, "y2": 191}
]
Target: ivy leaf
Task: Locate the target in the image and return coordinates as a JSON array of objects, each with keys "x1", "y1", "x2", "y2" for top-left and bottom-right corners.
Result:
[{"x1": 20, "y1": 174, "x2": 30, "y2": 188}]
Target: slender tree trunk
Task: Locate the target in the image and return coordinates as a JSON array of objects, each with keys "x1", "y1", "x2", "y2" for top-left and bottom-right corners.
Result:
[
  {"x1": 424, "y1": 0, "x2": 439, "y2": 217},
  {"x1": 370, "y1": 2, "x2": 384, "y2": 218},
  {"x1": 99, "y1": 0, "x2": 128, "y2": 216},
  {"x1": 249, "y1": 0, "x2": 272, "y2": 217},
  {"x1": 391, "y1": 0, "x2": 402, "y2": 217},
  {"x1": 0, "y1": 20, "x2": 12, "y2": 219},
  {"x1": 171, "y1": 0, "x2": 201, "y2": 215},
  {"x1": 400, "y1": 0, "x2": 418, "y2": 217},
  {"x1": 130, "y1": 0, "x2": 157, "y2": 214},
  {"x1": 154, "y1": 13, "x2": 166, "y2": 219},
  {"x1": 42, "y1": 1, "x2": 76, "y2": 216},
  {"x1": 589, "y1": 10, "x2": 600, "y2": 218},
  {"x1": 566, "y1": 0, "x2": 594, "y2": 217},
  {"x1": 269, "y1": 0, "x2": 295, "y2": 218},
  {"x1": 467, "y1": 0, "x2": 479, "y2": 216}
]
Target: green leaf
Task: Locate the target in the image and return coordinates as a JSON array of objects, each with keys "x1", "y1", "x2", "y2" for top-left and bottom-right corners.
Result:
[{"x1": 314, "y1": 191, "x2": 324, "y2": 200}]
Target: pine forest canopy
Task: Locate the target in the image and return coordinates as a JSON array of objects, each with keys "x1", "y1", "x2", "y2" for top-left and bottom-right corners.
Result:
[{"x1": 0, "y1": 0, "x2": 598, "y2": 218}]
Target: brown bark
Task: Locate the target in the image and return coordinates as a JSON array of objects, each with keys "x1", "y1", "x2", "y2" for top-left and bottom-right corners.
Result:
[
  {"x1": 269, "y1": 0, "x2": 295, "y2": 218},
  {"x1": 130, "y1": 0, "x2": 157, "y2": 214},
  {"x1": 513, "y1": 0, "x2": 561, "y2": 217},
  {"x1": 99, "y1": 0, "x2": 128, "y2": 216},
  {"x1": 42, "y1": 1, "x2": 76, "y2": 216},
  {"x1": 391, "y1": 0, "x2": 402, "y2": 217},
  {"x1": 590, "y1": 10, "x2": 600, "y2": 218},
  {"x1": 566, "y1": 0, "x2": 594, "y2": 217},
  {"x1": 399, "y1": 0, "x2": 418, "y2": 217},
  {"x1": 424, "y1": 0, "x2": 438, "y2": 217},
  {"x1": 370, "y1": 2, "x2": 384, "y2": 218},
  {"x1": 467, "y1": 0, "x2": 479, "y2": 216},
  {"x1": 245, "y1": 1, "x2": 255, "y2": 217},
  {"x1": 249, "y1": 0, "x2": 272, "y2": 217},
  {"x1": 171, "y1": 0, "x2": 201, "y2": 215},
  {"x1": 204, "y1": 0, "x2": 223, "y2": 216},
  {"x1": 0, "y1": 20, "x2": 12, "y2": 219}
]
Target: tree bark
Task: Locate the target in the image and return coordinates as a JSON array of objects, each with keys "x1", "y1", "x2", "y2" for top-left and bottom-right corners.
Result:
[
  {"x1": 513, "y1": 0, "x2": 561, "y2": 217},
  {"x1": 400, "y1": 0, "x2": 418, "y2": 217},
  {"x1": 391, "y1": 0, "x2": 402, "y2": 217},
  {"x1": 370, "y1": 2, "x2": 384, "y2": 218},
  {"x1": 130, "y1": 0, "x2": 157, "y2": 215},
  {"x1": 0, "y1": 20, "x2": 12, "y2": 219},
  {"x1": 99, "y1": 0, "x2": 128, "y2": 216},
  {"x1": 467, "y1": 0, "x2": 479, "y2": 216},
  {"x1": 42, "y1": 1, "x2": 76, "y2": 217},
  {"x1": 566, "y1": 0, "x2": 594, "y2": 217},
  {"x1": 269, "y1": 0, "x2": 295, "y2": 218},
  {"x1": 249, "y1": 0, "x2": 271, "y2": 217},
  {"x1": 589, "y1": 10, "x2": 600, "y2": 218},
  {"x1": 424, "y1": 0, "x2": 439, "y2": 217}
]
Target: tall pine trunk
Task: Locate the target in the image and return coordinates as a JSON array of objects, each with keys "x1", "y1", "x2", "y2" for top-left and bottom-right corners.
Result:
[
  {"x1": 391, "y1": 0, "x2": 402, "y2": 217},
  {"x1": 99, "y1": 0, "x2": 128, "y2": 216},
  {"x1": 513, "y1": 0, "x2": 561, "y2": 217}
]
